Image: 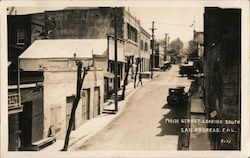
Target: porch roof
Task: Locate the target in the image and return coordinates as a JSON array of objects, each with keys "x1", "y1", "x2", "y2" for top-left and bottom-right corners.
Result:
[{"x1": 19, "y1": 39, "x2": 108, "y2": 59}]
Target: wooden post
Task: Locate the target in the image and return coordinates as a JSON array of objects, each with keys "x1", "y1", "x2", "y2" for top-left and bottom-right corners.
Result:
[
  {"x1": 134, "y1": 58, "x2": 142, "y2": 88},
  {"x1": 62, "y1": 62, "x2": 89, "y2": 151},
  {"x1": 121, "y1": 56, "x2": 133, "y2": 100}
]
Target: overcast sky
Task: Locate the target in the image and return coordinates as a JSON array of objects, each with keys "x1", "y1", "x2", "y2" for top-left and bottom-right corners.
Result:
[
  {"x1": 129, "y1": 7, "x2": 204, "y2": 44},
  {"x1": 10, "y1": 7, "x2": 204, "y2": 46}
]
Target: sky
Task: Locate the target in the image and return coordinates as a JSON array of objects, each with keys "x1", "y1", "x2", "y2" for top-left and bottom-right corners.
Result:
[
  {"x1": 10, "y1": 7, "x2": 204, "y2": 47},
  {"x1": 129, "y1": 7, "x2": 204, "y2": 45}
]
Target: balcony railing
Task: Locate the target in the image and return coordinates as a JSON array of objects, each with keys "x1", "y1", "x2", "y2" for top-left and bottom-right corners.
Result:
[{"x1": 8, "y1": 93, "x2": 23, "y2": 114}]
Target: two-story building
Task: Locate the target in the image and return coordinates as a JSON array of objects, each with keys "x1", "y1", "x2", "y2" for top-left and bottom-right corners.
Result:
[
  {"x1": 44, "y1": 7, "x2": 151, "y2": 83},
  {"x1": 139, "y1": 26, "x2": 151, "y2": 72},
  {"x1": 18, "y1": 39, "x2": 107, "y2": 150},
  {"x1": 203, "y1": 7, "x2": 241, "y2": 150}
]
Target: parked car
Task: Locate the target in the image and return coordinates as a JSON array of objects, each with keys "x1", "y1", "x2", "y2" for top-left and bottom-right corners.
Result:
[
  {"x1": 187, "y1": 57, "x2": 203, "y2": 73},
  {"x1": 167, "y1": 86, "x2": 188, "y2": 106},
  {"x1": 160, "y1": 61, "x2": 171, "y2": 71},
  {"x1": 179, "y1": 62, "x2": 198, "y2": 77}
]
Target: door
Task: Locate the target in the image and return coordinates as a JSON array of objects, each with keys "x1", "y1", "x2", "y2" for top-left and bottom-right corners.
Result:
[
  {"x1": 93, "y1": 87, "x2": 100, "y2": 117},
  {"x1": 81, "y1": 89, "x2": 90, "y2": 121},
  {"x1": 19, "y1": 101, "x2": 32, "y2": 149},
  {"x1": 104, "y1": 78, "x2": 109, "y2": 102},
  {"x1": 66, "y1": 96, "x2": 75, "y2": 130}
]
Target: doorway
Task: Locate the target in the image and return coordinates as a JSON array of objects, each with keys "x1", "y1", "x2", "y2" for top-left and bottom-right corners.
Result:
[
  {"x1": 19, "y1": 101, "x2": 32, "y2": 150},
  {"x1": 66, "y1": 96, "x2": 75, "y2": 130},
  {"x1": 93, "y1": 87, "x2": 101, "y2": 117},
  {"x1": 82, "y1": 89, "x2": 90, "y2": 121}
]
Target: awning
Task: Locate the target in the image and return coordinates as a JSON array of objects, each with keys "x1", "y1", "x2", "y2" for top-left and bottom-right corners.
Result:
[{"x1": 104, "y1": 71, "x2": 115, "y2": 79}]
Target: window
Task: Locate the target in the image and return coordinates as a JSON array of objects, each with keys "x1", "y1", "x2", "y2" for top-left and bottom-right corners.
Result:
[
  {"x1": 17, "y1": 29, "x2": 25, "y2": 45},
  {"x1": 127, "y1": 24, "x2": 138, "y2": 42},
  {"x1": 140, "y1": 40, "x2": 143, "y2": 50},
  {"x1": 145, "y1": 42, "x2": 148, "y2": 51}
]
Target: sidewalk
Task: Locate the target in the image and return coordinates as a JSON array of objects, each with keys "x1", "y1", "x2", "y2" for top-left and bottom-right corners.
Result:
[
  {"x1": 189, "y1": 91, "x2": 211, "y2": 150},
  {"x1": 41, "y1": 72, "x2": 159, "y2": 152}
]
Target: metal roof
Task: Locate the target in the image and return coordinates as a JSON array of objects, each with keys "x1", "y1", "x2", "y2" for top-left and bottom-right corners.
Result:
[{"x1": 19, "y1": 39, "x2": 107, "y2": 59}]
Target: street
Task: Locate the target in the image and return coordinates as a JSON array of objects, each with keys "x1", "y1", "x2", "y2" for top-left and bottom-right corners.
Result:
[{"x1": 72, "y1": 65, "x2": 191, "y2": 151}]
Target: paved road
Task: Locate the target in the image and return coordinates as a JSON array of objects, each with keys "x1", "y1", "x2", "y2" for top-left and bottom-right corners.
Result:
[{"x1": 74, "y1": 65, "x2": 191, "y2": 150}]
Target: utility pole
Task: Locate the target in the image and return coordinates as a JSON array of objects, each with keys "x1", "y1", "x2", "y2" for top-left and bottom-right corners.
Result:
[
  {"x1": 168, "y1": 36, "x2": 170, "y2": 48},
  {"x1": 193, "y1": 16, "x2": 196, "y2": 40},
  {"x1": 164, "y1": 33, "x2": 168, "y2": 61},
  {"x1": 167, "y1": 36, "x2": 170, "y2": 54},
  {"x1": 193, "y1": 16, "x2": 196, "y2": 31},
  {"x1": 150, "y1": 21, "x2": 156, "y2": 79},
  {"x1": 114, "y1": 7, "x2": 118, "y2": 112}
]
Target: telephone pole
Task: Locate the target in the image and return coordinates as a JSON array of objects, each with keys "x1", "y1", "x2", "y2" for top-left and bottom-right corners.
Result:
[
  {"x1": 193, "y1": 16, "x2": 196, "y2": 31},
  {"x1": 114, "y1": 7, "x2": 118, "y2": 112},
  {"x1": 193, "y1": 17, "x2": 196, "y2": 40},
  {"x1": 150, "y1": 21, "x2": 156, "y2": 79},
  {"x1": 164, "y1": 33, "x2": 168, "y2": 61}
]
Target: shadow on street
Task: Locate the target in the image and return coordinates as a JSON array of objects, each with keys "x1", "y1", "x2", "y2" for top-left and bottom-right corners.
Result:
[{"x1": 157, "y1": 102, "x2": 188, "y2": 150}]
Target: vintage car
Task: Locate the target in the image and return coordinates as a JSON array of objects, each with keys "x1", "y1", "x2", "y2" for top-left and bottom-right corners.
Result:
[
  {"x1": 160, "y1": 61, "x2": 171, "y2": 71},
  {"x1": 167, "y1": 86, "x2": 188, "y2": 106},
  {"x1": 187, "y1": 58, "x2": 203, "y2": 73},
  {"x1": 179, "y1": 62, "x2": 198, "y2": 77}
]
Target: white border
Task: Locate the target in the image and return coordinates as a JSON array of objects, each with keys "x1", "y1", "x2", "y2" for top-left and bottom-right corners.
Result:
[{"x1": 1, "y1": 1, "x2": 249, "y2": 158}]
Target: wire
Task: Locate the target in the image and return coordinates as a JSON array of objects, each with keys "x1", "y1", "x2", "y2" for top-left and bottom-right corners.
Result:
[
  {"x1": 140, "y1": 22, "x2": 150, "y2": 24},
  {"x1": 155, "y1": 21, "x2": 191, "y2": 27}
]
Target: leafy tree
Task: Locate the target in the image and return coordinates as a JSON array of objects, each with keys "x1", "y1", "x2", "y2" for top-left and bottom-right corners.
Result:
[
  {"x1": 169, "y1": 38, "x2": 183, "y2": 55},
  {"x1": 187, "y1": 40, "x2": 198, "y2": 58}
]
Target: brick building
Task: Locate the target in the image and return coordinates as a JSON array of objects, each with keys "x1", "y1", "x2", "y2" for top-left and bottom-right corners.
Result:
[{"x1": 203, "y1": 7, "x2": 241, "y2": 150}]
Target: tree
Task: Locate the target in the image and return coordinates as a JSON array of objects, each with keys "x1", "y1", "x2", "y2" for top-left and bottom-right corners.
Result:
[
  {"x1": 62, "y1": 60, "x2": 90, "y2": 151},
  {"x1": 187, "y1": 40, "x2": 198, "y2": 58},
  {"x1": 121, "y1": 55, "x2": 134, "y2": 100},
  {"x1": 156, "y1": 39, "x2": 166, "y2": 48},
  {"x1": 169, "y1": 38, "x2": 184, "y2": 55}
]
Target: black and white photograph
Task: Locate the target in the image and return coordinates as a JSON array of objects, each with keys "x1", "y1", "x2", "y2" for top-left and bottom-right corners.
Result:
[{"x1": 1, "y1": 1, "x2": 249, "y2": 158}]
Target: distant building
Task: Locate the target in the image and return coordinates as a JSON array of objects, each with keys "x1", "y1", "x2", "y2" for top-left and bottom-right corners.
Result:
[
  {"x1": 203, "y1": 7, "x2": 241, "y2": 150},
  {"x1": 154, "y1": 43, "x2": 165, "y2": 68},
  {"x1": 193, "y1": 31, "x2": 204, "y2": 58}
]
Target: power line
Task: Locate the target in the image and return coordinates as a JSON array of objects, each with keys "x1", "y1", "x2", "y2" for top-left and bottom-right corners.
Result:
[{"x1": 155, "y1": 21, "x2": 190, "y2": 27}]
